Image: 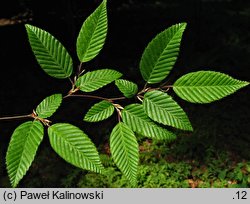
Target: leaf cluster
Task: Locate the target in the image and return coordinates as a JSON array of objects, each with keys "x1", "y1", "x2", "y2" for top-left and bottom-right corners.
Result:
[{"x1": 3, "y1": 0, "x2": 249, "y2": 187}]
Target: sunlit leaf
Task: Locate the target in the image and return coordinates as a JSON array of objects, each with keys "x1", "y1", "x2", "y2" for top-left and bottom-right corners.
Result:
[
  {"x1": 143, "y1": 90, "x2": 193, "y2": 131},
  {"x1": 121, "y1": 104, "x2": 176, "y2": 141},
  {"x1": 6, "y1": 121, "x2": 44, "y2": 187},
  {"x1": 76, "y1": 69, "x2": 122, "y2": 92},
  {"x1": 115, "y1": 79, "x2": 138, "y2": 98},
  {"x1": 36, "y1": 94, "x2": 62, "y2": 119},
  {"x1": 48, "y1": 123, "x2": 104, "y2": 173},
  {"x1": 173, "y1": 71, "x2": 249, "y2": 103},
  {"x1": 77, "y1": 0, "x2": 107, "y2": 62},
  {"x1": 84, "y1": 100, "x2": 114, "y2": 122},
  {"x1": 140, "y1": 23, "x2": 186, "y2": 84},
  {"x1": 25, "y1": 24, "x2": 73, "y2": 78},
  {"x1": 110, "y1": 122, "x2": 139, "y2": 185}
]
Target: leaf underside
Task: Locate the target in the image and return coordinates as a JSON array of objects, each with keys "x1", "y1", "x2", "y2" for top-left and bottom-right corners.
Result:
[
  {"x1": 143, "y1": 90, "x2": 193, "y2": 131},
  {"x1": 77, "y1": 0, "x2": 107, "y2": 62},
  {"x1": 121, "y1": 104, "x2": 176, "y2": 141},
  {"x1": 140, "y1": 23, "x2": 186, "y2": 84},
  {"x1": 36, "y1": 94, "x2": 62, "y2": 119},
  {"x1": 48, "y1": 123, "x2": 104, "y2": 173},
  {"x1": 25, "y1": 24, "x2": 73, "y2": 79},
  {"x1": 115, "y1": 79, "x2": 138, "y2": 98},
  {"x1": 84, "y1": 100, "x2": 114, "y2": 122},
  {"x1": 173, "y1": 71, "x2": 249, "y2": 103},
  {"x1": 76, "y1": 69, "x2": 122, "y2": 92},
  {"x1": 110, "y1": 122, "x2": 139, "y2": 185},
  {"x1": 6, "y1": 121, "x2": 44, "y2": 187}
]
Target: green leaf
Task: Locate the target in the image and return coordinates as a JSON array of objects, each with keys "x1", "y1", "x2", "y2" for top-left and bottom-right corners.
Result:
[
  {"x1": 48, "y1": 123, "x2": 104, "y2": 173},
  {"x1": 36, "y1": 94, "x2": 62, "y2": 119},
  {"x1": 76, "y1": 69, "x2": 122, "y2": 92},
  {"x1": 77, "y1": 0, "x2": 107, "y2": 62},
  {"x1": 6, "y1": 121, "x2": 44, "y2": 187},
  {"x1": 140, "y1": 23, "x2": 186, "y2": 84},
  {"x1": 115, "y1": 79, "x2": 138, "y2": 98},
  {"x1": 143, "y1": 90, "x2": 193, "y2": 131},
  {"x1": 173, "y1": 71, "x2": 249, "y2": 103},
  {"x1": 110, "y1": 122, "x2": 139, "y2": 185},
  {"x1": 25, "y1": 24, "x2": 73, "y2": 79},
  {"x1": 121, "y1": 104, "x2": 176, "y2": 141},
  {"x1": 84, "y1": 100, "x2": 114, "y2": 122}
]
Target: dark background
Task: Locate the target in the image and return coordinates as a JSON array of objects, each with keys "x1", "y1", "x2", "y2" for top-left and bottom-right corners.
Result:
[{"x1": 0, "y1": 0, "x2": 249, "y2": 187}]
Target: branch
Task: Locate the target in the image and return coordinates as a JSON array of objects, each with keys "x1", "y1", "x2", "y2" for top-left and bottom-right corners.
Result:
[
  {"x1": 77, "y1": 62, "x2": 84, "y2": 77},
  {"x1": 0, "y1": 114, "x2": 33, "y2": 121},
  {"x1": 160, "y1": 85, "x2": 173, "y2": 89},
  {"x1": 138, "y1": 83, "x2": 149, "y2": 95},
  {"x1": 109, "y1": 96, "x2": 126, "y2": 101},
  {"x1": 64, "y1": 94, "x2": 126, "y2": 102}
]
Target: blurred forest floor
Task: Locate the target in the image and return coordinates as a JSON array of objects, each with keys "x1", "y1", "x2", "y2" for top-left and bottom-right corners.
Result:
[{"x1": 0, "y1": 0, "x2": 249, "y2": 187}]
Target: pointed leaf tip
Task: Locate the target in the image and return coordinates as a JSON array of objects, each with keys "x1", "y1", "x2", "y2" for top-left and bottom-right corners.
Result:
[
  {"x1": 115, "y1": 79, "x2": 138, "y2": 98},
  {"x1": 76, "y1": 69, "x2": 122, "y2": 92},
  {"x1": 84, "y1": 100, "x2": 114, "y2": 122},
  {"x1": 48, "y1": 123, "x2": 104, "y2": 173},
  {"x1": 140, "y1": 23, "x2": 187, "y2": 84},
  {"x1": 6, "y1": 121, "x2": 44, "y2": 187},
  {"x1": 36, "y1": 94, "x2": 62, "y2": 119},
  {"x1": 110, "y1": 122, "x2": 139, "y2": 185},
  {"x1": 25, "y1": 24, "x2": 73, "y2": 79},
  {"x1": 173, "y1": 71, "x2": 249, "y2": 103},
  {"x1": 121, "y1": 104, "x2": 176, "y2": 141},
  {"x1": 77, "y1": 0, "x2": 108, "y2": 62},
  {"x1": 143, "y1": 90, "x2": 193, "y2": 131}
]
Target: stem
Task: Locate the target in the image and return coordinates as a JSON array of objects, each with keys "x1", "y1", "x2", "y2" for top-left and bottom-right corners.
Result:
[
  {"x1": 64, "y1": 94, "x2": 109, "y2": 101},
  {"x1": 0, "y1": 114, "x2": 32, "y2": 121},
  {"x1": 64, "y1": 94, "x2": 125, "y2": 102},
  {"x1": 115, "y1": 107, "x2": 122, "y2": 122},
  {"x1": 138, "y1": 83, "x2": 149, "y2": 95},
  {"x1": 160, "y1": 85, "x2": 173, "y2": 89},
  {"x1": 77, "y1": 62, "x2": 84, "y2": 77},
  {"x1": 137, "y1": 95, "x2": 143, "y2": 102},
  {"x1": 137, "y1": 85, "x2": 173, "y2": 96},
  {"x1": 68, "y1": 77, "x2": 74, "y2": 86},
  {"x1": 109, "y1": 96, "x2": 126, "y2": 101},
  {"x1": 64, "y1": 93, "x2": 127, "y2": 102}
]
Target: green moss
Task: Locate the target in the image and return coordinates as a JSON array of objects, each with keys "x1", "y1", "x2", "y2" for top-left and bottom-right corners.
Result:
[{"x1": 61, "y1": 139, "x2": 250, "y2": 188}]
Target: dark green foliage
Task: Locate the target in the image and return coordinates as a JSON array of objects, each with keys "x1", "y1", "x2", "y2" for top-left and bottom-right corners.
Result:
[
  {"x1": 84, "y1": 100, "x2": 115, "y2": 122},
  {"x1": 1, "y1": 0, "x2": 249, "y2": 187},
  {"x1": 25, "y1": 25, "x2": 73, "y2": 79},
  {"x1": 6, "y1": 121, "x2": 44, "y2": 187},
  {"x1": 36, "y1": 94, "x2": 62, "y2": 119},
  {"x1": 48, "y1": 123, "x2": 104, "y2": 173},
  {"x1": 110, "y1": 122, "x2": 139, "y2": 185},
  {"x1": 115, "y1": 79, "x2": 138, "y2": 98},
  {"x1": 76, "y1": 69, "x2": 122, "y2": 92},
  {"x1": 76, "y1": 0, "x2": 107, "y2": 62}
]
